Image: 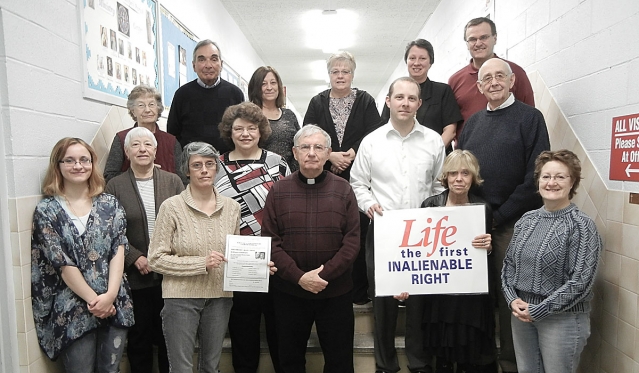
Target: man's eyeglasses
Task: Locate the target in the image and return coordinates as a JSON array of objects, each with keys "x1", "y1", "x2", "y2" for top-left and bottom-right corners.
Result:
[
  {"x1": 295, "y1": 144, "x2": 327, "y2": 153},
  {"x1": 466, "y1": 34, "x2": 493, "y2": 45},
  {"x1": 479, "y1": 73, "x2": 509, "y2": 85}
]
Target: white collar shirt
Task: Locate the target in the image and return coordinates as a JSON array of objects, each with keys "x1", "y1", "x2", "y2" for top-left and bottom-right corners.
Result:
[
  {"x1": 487, "y1": 92, "x2": 515, "y2": 111},
  {"x1": 196, "y1": 76, "x2": 221, "y2": 89},
  {"x1": 350, "y1": 120, "x2": 446, "y2": 214}
]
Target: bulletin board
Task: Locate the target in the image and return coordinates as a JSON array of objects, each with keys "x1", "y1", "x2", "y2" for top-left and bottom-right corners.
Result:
[
  {"x1": 79, "y1": 0, "x2": 159, "y2": 105},
  {"x1": 160, "y1": 5, "x2": 198, "y2": 113}
]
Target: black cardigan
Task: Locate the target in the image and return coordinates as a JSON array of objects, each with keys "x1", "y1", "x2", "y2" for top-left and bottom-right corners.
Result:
[{"x1": 303, "y1": 88, "x2": 382, "y2": 180}]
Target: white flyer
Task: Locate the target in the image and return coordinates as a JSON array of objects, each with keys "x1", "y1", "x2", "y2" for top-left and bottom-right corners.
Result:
[{"x1": 223, "y1": 235, "x2": 271, "y2": 293}]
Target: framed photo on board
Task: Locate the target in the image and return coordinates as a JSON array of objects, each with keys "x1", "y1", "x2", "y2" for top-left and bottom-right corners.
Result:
[{"x1": 79, "y1": 0, "x2": 159, "y2": 106}]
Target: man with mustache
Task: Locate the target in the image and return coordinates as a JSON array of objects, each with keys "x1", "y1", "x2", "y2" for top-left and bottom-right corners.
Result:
[{"x1": 449, "y1": 17, "x2": 535, "y2": 140}]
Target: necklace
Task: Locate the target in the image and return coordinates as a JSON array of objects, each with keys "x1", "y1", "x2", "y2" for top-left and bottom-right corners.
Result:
[
  {"x1": 231, "y1": 150, "x2": 261, "y2": 170},
  {"x1": 136, "y1": 177, "x2": 154, "y2": 194},
  {"x1": 64, "y1": 195, "x2": 99, "y2": 264}
]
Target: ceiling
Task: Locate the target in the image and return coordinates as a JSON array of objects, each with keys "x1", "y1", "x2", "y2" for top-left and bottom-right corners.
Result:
[{"x1": 219, "y1": 0, "x2": 442, "y2": 116}]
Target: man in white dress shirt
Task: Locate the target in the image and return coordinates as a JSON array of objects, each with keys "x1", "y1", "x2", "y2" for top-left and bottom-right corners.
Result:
[{"x1": 350, "y1": 77, "x2": 445, "y2": 373}]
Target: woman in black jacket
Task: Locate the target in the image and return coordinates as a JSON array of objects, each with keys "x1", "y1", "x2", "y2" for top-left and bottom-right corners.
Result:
[{"x1": 303, "y1": 51, "x2": 382, "y2": 304}]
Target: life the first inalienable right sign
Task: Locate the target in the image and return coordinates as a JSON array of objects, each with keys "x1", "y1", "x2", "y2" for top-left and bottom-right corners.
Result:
[{"x1": 610, "y1": 113, "x2": 639, "y2": 181}]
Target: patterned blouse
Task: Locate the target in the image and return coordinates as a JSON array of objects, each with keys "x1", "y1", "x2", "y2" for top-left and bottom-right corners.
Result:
[
  {"x1": 263, "y1": 108, "x2": 300, "y2": 172},
  {"x1": 31, "y1": 193, "x2": 134, "y2": 359},
  {"x1": 215, "y1": 149, "x2": 290, "y2": 236},
  {"x1": 329, "y1": 89, "x2": 357, "y2": 146}
]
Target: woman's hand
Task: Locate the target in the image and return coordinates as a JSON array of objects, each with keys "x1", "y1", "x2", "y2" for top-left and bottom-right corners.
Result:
[
  {"x1": 329, "y1": 149, "x2": 355, "y2": 172},
  {"x1": 511, "y1": 298, "x2": 532, "y2": 322},
  {"x1": 88, "y1": 293, "x2": 117, "y2": 318},
  {"x1": 134, "y1": 256, "x2": 151, "y2": 275},
  {"x1": 268, "y1": 261, "x2": 277, "y2": 276},
  {"x1": 206, "y1": 251, "x2": 227, "y2": 271},
  {"x1": 472, "y1": 233, "x2": 492, "y2": 253}
]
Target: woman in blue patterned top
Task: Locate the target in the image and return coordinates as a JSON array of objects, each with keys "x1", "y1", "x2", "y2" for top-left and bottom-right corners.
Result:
[
  {"x1": 215, "y1": 102, "x2": 289, "y2": 373},
  {"x1": 502, "y1": 150, "x2": 602, "y2": 373},
  {"x1": 31, "y1": 137, "x2": 134, "y2": 372}
]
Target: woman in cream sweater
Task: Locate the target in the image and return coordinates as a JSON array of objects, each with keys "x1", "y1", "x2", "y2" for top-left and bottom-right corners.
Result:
[{"x1": 149, "y1": 142, "x2": 240, "y2": 373}]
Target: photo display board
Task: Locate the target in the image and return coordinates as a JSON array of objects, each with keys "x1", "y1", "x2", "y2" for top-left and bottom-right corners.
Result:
[
  {"x1": 160, "y1": 5, "x2": 198, "y2": 113},
  {"x1": 80, "y1": 0, "x2": 159, "y2": 105}
]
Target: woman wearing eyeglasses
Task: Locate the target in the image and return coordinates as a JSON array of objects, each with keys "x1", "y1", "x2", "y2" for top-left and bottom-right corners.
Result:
[
  {"x1": 303, "y1": 51, "x2": 382, "y2": 305},
  {"x1": 502, "y1": 150, "x2": 602, "y2": 373},
  {"x1": 104, "y1": 85, "x2": 185, "y2": 183},
  {"x1": 148, "y1": 141, "x2": 241, "y2": 372},
  {"x1": 31, "y1": 137, "x2": 134, "y2": 371},
  {"x1": 215, "y1": 102, "x2": 289, "y2": 373}
]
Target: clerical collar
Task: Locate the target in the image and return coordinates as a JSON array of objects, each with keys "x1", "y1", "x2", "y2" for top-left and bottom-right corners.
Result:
[{"x1": 298, "y1": 171, "x2": 327, "y2": 185}]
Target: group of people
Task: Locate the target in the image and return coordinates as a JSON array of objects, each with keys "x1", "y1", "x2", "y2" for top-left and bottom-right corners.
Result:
[{"x1": 30, "y1": 16, "x2": 601, "y2": 373}]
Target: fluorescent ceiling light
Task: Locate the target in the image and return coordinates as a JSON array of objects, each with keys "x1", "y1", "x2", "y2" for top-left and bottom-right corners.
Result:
[
  {"x1": 310, "y1": 60, "x2": 331, "y2": 82},
  {"x1": 302, "y1": 9, "x2": 358, "y2": 53}
]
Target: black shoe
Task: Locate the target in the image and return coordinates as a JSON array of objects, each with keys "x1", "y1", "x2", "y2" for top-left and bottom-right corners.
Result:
[
  {"x1": 354, "y1": 297, "x2": 371, "y2": 305},
  {"x1": 436, "y1": 359, "x2": 454, "y2": 373}
]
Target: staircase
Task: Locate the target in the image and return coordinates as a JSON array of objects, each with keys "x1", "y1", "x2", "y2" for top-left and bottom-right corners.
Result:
[{"x1": 119, "y1": 302, "x2": 414, "y2": 372}]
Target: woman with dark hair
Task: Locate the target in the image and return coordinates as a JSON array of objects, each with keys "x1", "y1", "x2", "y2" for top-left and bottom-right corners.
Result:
[
  {"x1": 105, "y1": 127, "x2": 184, "y2": 373},
  {"x1": 502, "y1": 150, "x2": 602, "y2": 373},
  {"x1": 104, "y1": 84, "x2": 185, "y2": 183},
  {"x1": 216, "y1": 102, "x2": 289, "y2": 373},
  {"x1": 420, "y1": 149, "x2": 496, "y2": 373},
  {"x1": 31, "y1": 137, "x2": 134, "y2": 372},
  {"x1": 381, "y1": 39, "x2": 462, "y2": 152},
  {"x1": 304, "y1": 50, "x2": 382, "y2": 304},
  {"x1": 248, "y1": 66, "x2": 300, "y2": 171}
]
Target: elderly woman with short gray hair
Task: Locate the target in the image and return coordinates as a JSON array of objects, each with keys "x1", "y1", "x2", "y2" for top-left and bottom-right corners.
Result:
[
  {"x1": 148, "y1": 141, "x2": 241, "y2": 372},
  {"x1": 104, "y1": 84, "x2": 185, "y2": 183},
  {"x1": 105, "y1": 127, "x2": 184, "y2": 373}
]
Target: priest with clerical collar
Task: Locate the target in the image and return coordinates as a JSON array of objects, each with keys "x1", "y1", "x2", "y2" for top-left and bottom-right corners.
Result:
[{"x1": 261, "y1": 125, "x2": 360, "y2": 373}]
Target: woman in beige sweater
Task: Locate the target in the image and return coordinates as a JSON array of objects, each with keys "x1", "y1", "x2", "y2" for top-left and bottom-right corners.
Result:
[{"x1": 149, "y1": 141, "x2": 240, "y2": 373}]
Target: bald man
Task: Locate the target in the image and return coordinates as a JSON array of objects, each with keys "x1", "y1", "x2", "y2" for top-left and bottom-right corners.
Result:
[{"x1": 456, "y1": 58, "x2": 549, "y2": 373}]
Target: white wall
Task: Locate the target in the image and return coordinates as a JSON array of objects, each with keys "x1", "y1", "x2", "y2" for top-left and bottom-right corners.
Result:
[{"x1": 377, "y1": 0, "x2": 639, "y2": 192}]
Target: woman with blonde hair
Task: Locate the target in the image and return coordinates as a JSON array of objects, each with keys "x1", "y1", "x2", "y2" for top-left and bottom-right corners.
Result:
[
  {"x1": 421, "y1": 149, "x2": 496, "y2": 373},
  {"x1": 31, "y1": 137, "x2": 134, "y2": 372}
]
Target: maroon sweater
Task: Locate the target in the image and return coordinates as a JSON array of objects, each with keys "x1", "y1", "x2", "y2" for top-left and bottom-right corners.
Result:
[{"x1": 261, "y1": 171, "x2": 360, "y2": 299}]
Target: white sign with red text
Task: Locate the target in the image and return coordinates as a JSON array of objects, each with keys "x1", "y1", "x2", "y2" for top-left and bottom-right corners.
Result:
[{"x1": 374, "y1": 205, "x2": 488, "y2": 296}]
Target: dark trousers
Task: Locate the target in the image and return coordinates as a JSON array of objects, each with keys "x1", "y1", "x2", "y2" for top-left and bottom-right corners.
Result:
[
  {"x1": 492, "y1": 220, "x2": 517, "y2": 372},
  {"x1": 272, "y1": 290, "x2": 354, "y2": 373},
  {"x1": 229, "y1": 291, "x2": 281, "y2": 373},
  {"x1": 352, "y1": 212, "x2": 371, "y2": 303},
  {"x1": 128, "y1": 285, "x2": 169, "y2": 373},
  {"x1": 366, "y1": 221, "x2": 431, "y2": 373}
]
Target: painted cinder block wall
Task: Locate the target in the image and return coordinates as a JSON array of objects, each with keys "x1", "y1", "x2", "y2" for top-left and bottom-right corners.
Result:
[
  {"x1": 1, "y1": 0, "x2": 638, "y2": 372},
  {"x1": 376, "y1": 0, "x2": 639, "y2": 372},
  {"x1": 0, "y1": 0, "x2": 265, "y2": 371}
]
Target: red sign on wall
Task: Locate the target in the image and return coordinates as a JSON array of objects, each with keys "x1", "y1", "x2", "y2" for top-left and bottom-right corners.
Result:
[{"x1": 610, "y1": 113, "x2": 639, "y2": 181}]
